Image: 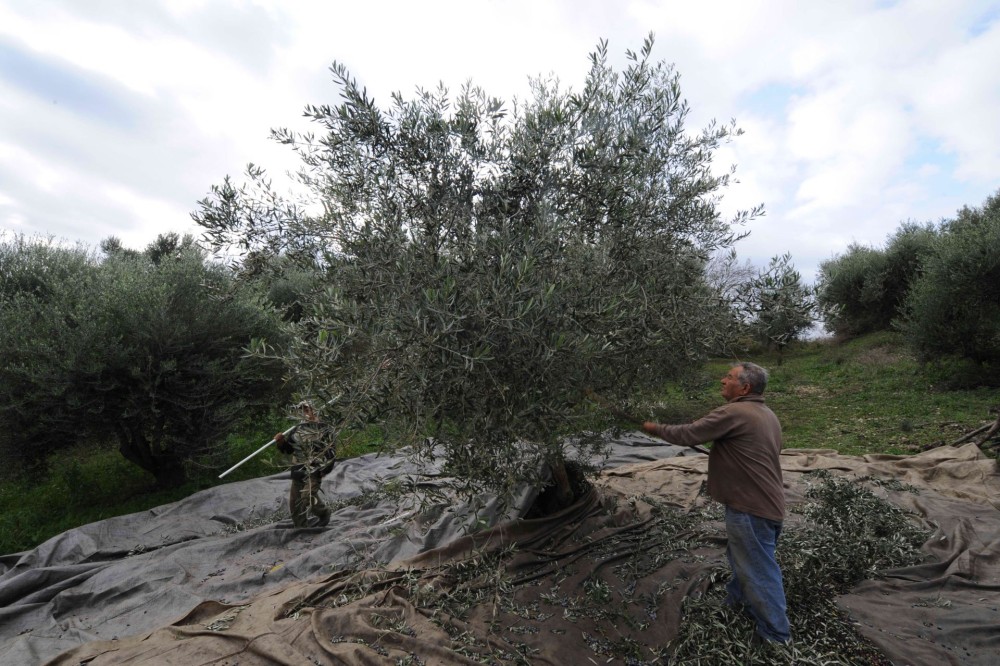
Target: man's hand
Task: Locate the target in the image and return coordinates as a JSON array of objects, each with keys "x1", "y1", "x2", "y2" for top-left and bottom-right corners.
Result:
[
  {"x1": 642, "y1": 421, "x2": 659, "y2": 435},
  {"x1": 274, "y1": 432, "x2": 293, "y2": 454}
]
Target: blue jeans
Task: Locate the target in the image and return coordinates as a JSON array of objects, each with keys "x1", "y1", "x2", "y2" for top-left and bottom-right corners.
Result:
[{"x1": 724, "y1": 506, "x2": 791, "y2": 643}]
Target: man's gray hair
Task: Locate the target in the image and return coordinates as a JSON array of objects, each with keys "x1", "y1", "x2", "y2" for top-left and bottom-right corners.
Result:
[{"x1": 734, "y1": 362, "x2": 769, "y2": 395}]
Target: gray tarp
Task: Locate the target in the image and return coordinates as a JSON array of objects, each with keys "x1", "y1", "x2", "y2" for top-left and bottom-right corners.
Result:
[
  {"x1": 0, "y1": 434, "x2": 694, "y2": 665},
  {"x1": 3, "y1": 438, "x2": 999, "y2": 665}
]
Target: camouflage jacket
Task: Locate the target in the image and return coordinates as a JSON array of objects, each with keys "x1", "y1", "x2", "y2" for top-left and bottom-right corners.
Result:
[{"x1": 286, "y1": 421, "x2": 337, "y2": 475}]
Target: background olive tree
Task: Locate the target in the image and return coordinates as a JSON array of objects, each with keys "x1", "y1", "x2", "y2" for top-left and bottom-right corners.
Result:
[
  {"x1": 816, "y1": 223, "x2": 937, "y2": 338},
  {"x1": 0, "y1": 236, "x2": 102, "y2": 472},
  {"x1": 707, "y1": 250, "x2": 814, "y2": 358},
  {"x1": 745, "y1": 254, "x2": 815, "y2": 359},
  {"x1": 195, "y1": 36, "x2": 760, "y2": 506},
  {"x1": 901, "y1": 191, "x2": 1000, "y2": 367},
  {"x1": 0, "y1": 233, "x2": 288, "y2": 486}
]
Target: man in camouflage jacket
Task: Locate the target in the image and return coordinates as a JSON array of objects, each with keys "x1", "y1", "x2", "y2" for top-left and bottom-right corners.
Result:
[{"x1": 274, "y1": 402, "x2": 336, "y2": 528}]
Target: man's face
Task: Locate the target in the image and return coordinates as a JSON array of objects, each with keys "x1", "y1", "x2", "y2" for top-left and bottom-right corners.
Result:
[{"x1": 720, "y1": 367, "x2": 750, "y2": 402}]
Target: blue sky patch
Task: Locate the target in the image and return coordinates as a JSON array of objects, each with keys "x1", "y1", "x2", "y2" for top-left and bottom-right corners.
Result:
[
  {"x1": 968, "y1": 6, "x2": 999, "y2": 38},
  {"x1": 738, "y1": 82, "x2": 800, "y2": 116},
  {"x1": 0, "y1": 39, "x2": 141, "y2": 129},
  {"x1": 905, "y1": 136, "x2": 955, "y2": 173}
]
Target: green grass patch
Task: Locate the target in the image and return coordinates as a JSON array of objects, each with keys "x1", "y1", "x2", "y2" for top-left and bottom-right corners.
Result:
[
  {"x1": 640, "y1": 332, "x2": 999, "y2": 457},
  {"x1": 0, "y1": 443, "x2": 218, "y2": 555},
  {"x1": 0, "y1": 412, "x2": 384, "y2": 555}
]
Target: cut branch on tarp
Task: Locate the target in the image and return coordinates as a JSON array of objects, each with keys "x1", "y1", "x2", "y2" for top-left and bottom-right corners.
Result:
[
  {"x1": 950, "y1": 421, "x2": 993, "y2": 446},
  {"x1": 939, "y1": 406, "x2": 1000, "y2": 452},
  {"x1": 917, "y1": 408, "x2": 1000, "y2": 453},
  {"x1": 973, "y1": 407, "x2": 1000, "y2": 450}
]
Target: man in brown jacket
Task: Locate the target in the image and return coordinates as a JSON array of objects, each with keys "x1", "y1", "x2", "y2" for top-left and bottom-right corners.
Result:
[{"x1": 642, "y1": 361, "x2": 791, "y2": 644}]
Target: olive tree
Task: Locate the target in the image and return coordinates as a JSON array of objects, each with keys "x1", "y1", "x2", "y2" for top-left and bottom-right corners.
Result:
[
  {"x1": 902, "y1": 191, "x2": 1000, "y2": 366},
  {"x1": 0, "y1": 234, "x2": 288, "y2": 485},
  {"x1": 746, "y1": 254, "x2": 815, "y2": 356},
  {"x1": 195, "y1": 36, "x2": 760, "y2": 506},
  {"x1": 0, "y1": 237, "x2": 103, "y2": 472},
  {"x1": 816, "y1": 223, "x2": 937, "y2": 337}
]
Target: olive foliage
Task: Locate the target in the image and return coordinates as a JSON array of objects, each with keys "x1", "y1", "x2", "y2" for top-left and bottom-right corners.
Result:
[
  {"x1": 748, "y1": 254, "x2": 814, "y2": 352},
  {"x1": 713, "y1": 251, "x2": 815, "y2": 355},
  {"x1": 902, "y1": 191, "x2": 1000, "y2": 365},
  {"x1": 0, "y1": 233, "x2": 287, "y2": 485},
  {"x1": 816, "y1": 223, "x2": 937, "y2": 337},
  {"x1": 195, "y1": 36, "x2": 760, "y2": 502}
]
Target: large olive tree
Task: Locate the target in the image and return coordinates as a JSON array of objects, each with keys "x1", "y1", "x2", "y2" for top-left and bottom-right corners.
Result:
[
  {"x1": 0, "y1": 234, "x2": 288, "y2": 486},
  {"x1": 195, "y1": 36, "x2": 759, "y2": 506}
]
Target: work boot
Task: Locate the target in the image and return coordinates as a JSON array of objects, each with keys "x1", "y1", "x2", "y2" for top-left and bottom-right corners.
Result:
[{"x1": 313, "y1": 505, "x2": 331, "y2": 527}]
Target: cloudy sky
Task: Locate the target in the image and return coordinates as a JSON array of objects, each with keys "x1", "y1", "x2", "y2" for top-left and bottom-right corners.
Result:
[{"x1": 1, "y1": 0, "x2": 998, "y2": 282}]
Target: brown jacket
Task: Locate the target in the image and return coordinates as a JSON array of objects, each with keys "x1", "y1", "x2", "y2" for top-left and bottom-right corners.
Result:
[{"x1": 647, "y1": 395, "x2": 785, "y2": 522}]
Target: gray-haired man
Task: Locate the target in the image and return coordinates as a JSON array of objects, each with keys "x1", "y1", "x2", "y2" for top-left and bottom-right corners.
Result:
[{"x1": 642, "y1": 362, "x2": 790, "y2": 644}]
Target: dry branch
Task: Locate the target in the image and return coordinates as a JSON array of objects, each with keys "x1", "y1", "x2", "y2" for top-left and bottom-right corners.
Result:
[
  {"x1": 950, "y1": 422, "x2": 994, "y2": 446},
  {"x1": 973, "y1": 408, "x2": 1000, "y2": 449}
]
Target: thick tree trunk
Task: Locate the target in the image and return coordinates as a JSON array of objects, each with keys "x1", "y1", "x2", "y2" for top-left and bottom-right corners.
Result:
[
  {"x1": 526, "y1": 459, "x2": 577, "y2": 516},
  {"x1": 114, "y1": 422, "x2": 187, "y2": 488},
  {"x1": 549, "y1": 460, "x2": 574, "y2": 508},
  {"x1": 150, "y1": 455, "x2": 186, "y2": 488}
]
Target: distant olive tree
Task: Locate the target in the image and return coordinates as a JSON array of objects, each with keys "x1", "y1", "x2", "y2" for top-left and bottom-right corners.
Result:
[
  {"x1": 712, "y1": 252, "x2": 814, "y2": 360},
  {"x1": 0, "y1": 234, "x2": 288, "y2": 485},
  {"x1": 902, "y1": 191, "x2": 1000, "y2": 366},
  {"x1": 880, "y1": 222, "x2": 938, "y2": 314},
  {"x1": 704, "y1": 249, "x2": 765, "y2": 354},
  {"x1": 0, "y1": 237, "x2": 102, "y2": 472},
  {"x1": 817, "y1": 223, "x2": 937, "y2": 337},
  {"x1": 816, "y1": 244, "x2": 888, "y2": 337},
  {"x1": 747, "y1": 254, "x2": 815, "y2": 357},
  {"x1": 195, "y1": 36, "x2": 760, "y2": 507}
]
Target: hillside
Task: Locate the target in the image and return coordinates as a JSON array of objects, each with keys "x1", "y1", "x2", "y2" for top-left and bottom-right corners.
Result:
[{"x1": 648, "y1": 331, "x2": 999, "y2": 457}]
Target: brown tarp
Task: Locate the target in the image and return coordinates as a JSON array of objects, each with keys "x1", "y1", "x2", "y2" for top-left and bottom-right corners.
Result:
[{"x1": 37, "y1": 443, "x2": 999, "y2": 666}]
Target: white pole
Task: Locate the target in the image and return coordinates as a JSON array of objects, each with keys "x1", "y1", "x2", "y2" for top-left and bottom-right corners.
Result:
[{"x1": 218, "y1": 425, "x2": 298, "y2": 479}]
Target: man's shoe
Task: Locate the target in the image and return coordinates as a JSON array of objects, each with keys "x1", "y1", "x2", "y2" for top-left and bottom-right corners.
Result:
[{"x1": 752, "y1": 632, "x2": 791, "y2": 648}]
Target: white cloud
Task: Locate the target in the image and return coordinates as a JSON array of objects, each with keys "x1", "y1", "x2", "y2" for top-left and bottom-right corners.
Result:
[
  {"x1": 0, "y1": 0, "x2": 997, "y2": 285},
  {"x1": 0, "y1": 6, "x2": 157, "y2": 96},
  {"x1": 0, "y1": 139, "x2": 67, "y2": 193},
  {"x1": 903, "y1": 19, "x2": 1000, "y2": 181}
]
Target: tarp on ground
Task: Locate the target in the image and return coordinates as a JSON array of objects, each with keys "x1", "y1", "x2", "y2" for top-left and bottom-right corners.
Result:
[
  {"x1": 4, "y1": 440, "x2": 999, "y2": 665},
  {"x1": 0, "y1": 434, "x2": 696, "y2": 665}
]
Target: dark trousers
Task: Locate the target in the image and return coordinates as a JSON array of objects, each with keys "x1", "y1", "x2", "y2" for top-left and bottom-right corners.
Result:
[{"x1": 289, "y1": 471, "x2": 330, "y2": 528}]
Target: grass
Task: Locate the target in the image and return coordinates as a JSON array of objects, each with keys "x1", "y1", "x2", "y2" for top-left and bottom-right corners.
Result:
[
  {"x1": 643, "y1": 331, "x2": 999, "y2": 457},
  {"x1": 2, "y1": 331, "x2": 997, "y2": 556},
  {"x1": 0, "y1": 411, "x2": 384, "y2": 555}
]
